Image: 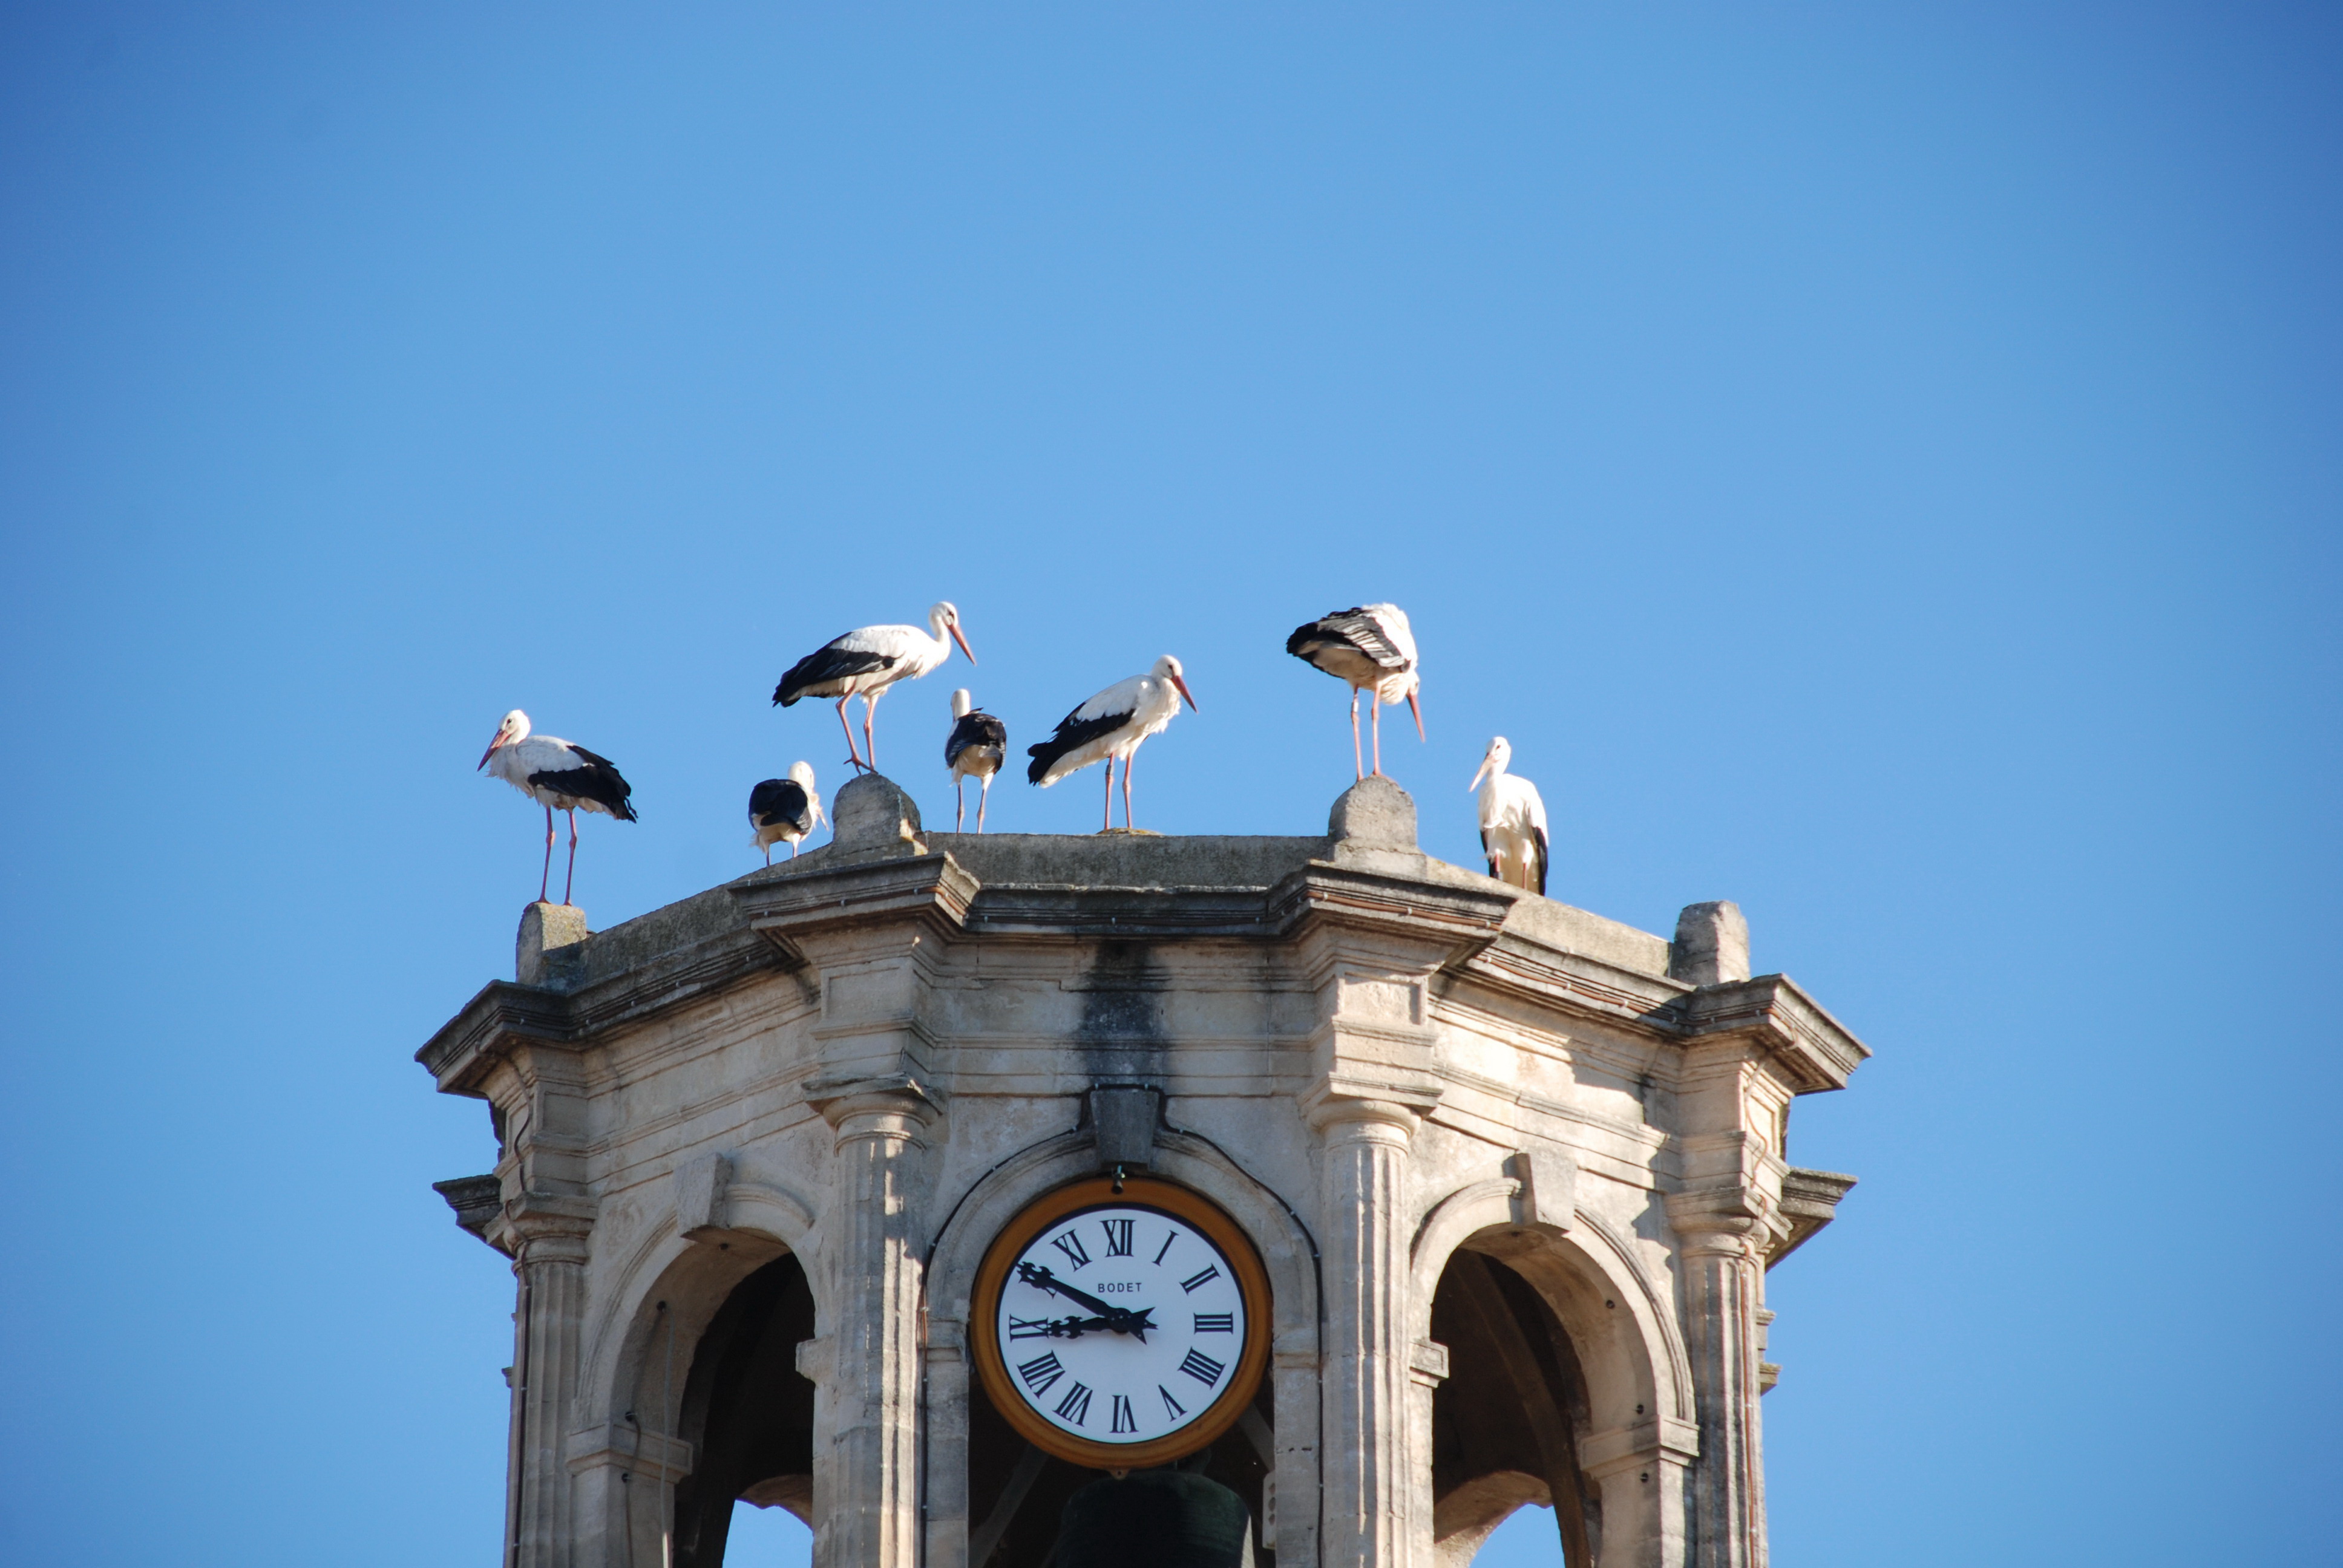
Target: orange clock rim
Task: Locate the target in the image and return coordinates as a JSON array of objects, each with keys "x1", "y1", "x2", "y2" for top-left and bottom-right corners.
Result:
[{"x1": 969, "y1": 1174, "x2": 1271, "y2": 1471}]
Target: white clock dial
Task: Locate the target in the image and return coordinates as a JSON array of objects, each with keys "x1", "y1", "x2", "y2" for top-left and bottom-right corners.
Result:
[{"x1": 991, "y1": 1201, "x2": 1249, "y2": 1447}]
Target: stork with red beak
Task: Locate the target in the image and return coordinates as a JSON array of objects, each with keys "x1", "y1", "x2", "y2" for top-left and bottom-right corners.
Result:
[
  {"x1": 773, "y1": 601, "x2": 975, "y2": 775},
  {"x1": 1285, "y1": 603, "x2": 1424, "y2": 779},
  {"x1": 477, "y1": 710, "x2": 638, "y2": 905},
  {"x1": 1025, "y1": 655, "x2": 1199, "y2": 831}
]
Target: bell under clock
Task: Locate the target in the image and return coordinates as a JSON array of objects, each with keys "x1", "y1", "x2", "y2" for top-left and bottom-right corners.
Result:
[{"x1": 969, "y1": 1175, "x2": 1271, "y2": 1468}]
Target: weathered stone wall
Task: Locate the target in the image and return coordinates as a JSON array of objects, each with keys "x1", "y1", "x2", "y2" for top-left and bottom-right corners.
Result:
[{"x1": 419, "y1": 775, "x2": 1867, "y2": 1568}]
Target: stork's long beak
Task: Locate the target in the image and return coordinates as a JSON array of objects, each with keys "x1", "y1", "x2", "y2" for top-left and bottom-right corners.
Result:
[
  {"x1": 1172, "y1": 673, "x2": 1199, "y2": 711},
  {"x1": 1467, "y1": 756, "x2": 1492, "y2": 794},
  {"x1": 478, "y1": 732, "x2": 504, "y2": 769},
  {"x1": 1407, "y1": 690, "x2": 1426, "y2": 742},
  {"x1": 949, "y1": 623, "x2": 977, "y2": 665}
]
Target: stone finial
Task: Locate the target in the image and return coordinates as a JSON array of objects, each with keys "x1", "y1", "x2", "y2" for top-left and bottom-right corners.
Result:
[
  {"x1": 1329, "y1": 775, "x2": 1418, "y2": 850},
  {"x1": 517, "y1": 900, "x2": 589, "y2": 988},
  {"x1": 830, "y1": 773, "x2": 925, "y2": 858},
  {"x1": 1670, "y1": 900, "x2": 1750, "y2": 986}
]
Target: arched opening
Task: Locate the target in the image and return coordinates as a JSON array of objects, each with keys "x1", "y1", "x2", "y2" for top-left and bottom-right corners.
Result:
[
  {"x1": 666, "y1": 1252, "x2": 819, "y2": 1568},
  {"x1": 1429, "y1": 1249, "x2": 1598, "y2": 1567}
]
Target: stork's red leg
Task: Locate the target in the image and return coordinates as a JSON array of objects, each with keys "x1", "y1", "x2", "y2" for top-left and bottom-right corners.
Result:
[
  {"x1": 1102, "y1": 755, "x2": 1114, "y2": 832},
  {"x1": 1351, "y1": 691, "x2": 1364, "y2": 782},
  {"x1": 540, "y1": 805, "x2": 555, "y2": 903},
  {"x1": 836, "y1": 697, "x2": 865, "y2": 773},
  {"x1": 562, "y1": 808, "x2": 581, "y2": 905},
  {"x1": 863, "y1": 689, "x2": 881, "y2": 774},
  {"x1": 1122, "y1": 745, "x2": 1137, "y2": 830},
  {"x1": 955, "y1": 776, "x2": 966, "y2": 832},
  {"x1": 978, "y1": 773, "x2": 991, "y2": 833},
  {"x1": 1371, "y1": 694, "x2": 1384, "y2": 777}
]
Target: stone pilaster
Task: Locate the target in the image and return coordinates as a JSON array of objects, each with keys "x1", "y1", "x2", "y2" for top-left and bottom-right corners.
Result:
[
  {"x1": 1309, "y1": 1093, "x2": 1419, "y2": 1568},
  {"x1": 1667, "y1": 1193, "x2": 1771, "y2": 1568},
  {"x1": 812, "y1": 1084, "x2": 938, "y2": 1568},
  {"x1": 505, "y1": 1213, "x2": 595, "y2": 1568}
]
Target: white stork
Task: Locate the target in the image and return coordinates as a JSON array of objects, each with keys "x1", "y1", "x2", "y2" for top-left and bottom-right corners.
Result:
[
  {"x1": 1286, "y1": 603, "x2": 1424, "y2": 779},
  {"x1": 1468, "y1": 736, "x2": 1549, "y2": 895},
  {"x1": 477, "y1": 710, "x2": 639, "y2": 906},
  {"x1": 1025, "y1": 655, "x2": 1199, "y2": 831},
  {"x1": 944, "y1": 689, "x2": 1008, "y2": 833},
  {"x1": 773, "y1": 601, "x2": 975, "y2": 775},
  {"x1": 748, "y1": 761, "x2": 823, "y2": 863}
]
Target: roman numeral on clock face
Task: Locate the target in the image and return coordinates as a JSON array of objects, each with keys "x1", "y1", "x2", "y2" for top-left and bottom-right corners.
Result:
[
  {"x1": 1192, "y1": 1312, "x2": 1234, "y2": 1333},
  {"x1": 1153, "y1": 1232, "x2": 1176, "y2": 1266},
  {"x1": 1179, "y1": 1348, "x2": 1225, "y2": 1387},
  {"x1": 1158, "y1": 1383, "x2": 1187, "y2": 1419},
  {"x1": 1008, "y1": 1316, "x2": 1057, "y2": 1341},
  {"x1": 1100, "y1": 1217, "x2": 1135, "y2": 1257},
  {"x1": 1110, "y1": 1394, "x2": 1136, "y2": 1433},
  {"x1": 1180, "y1": 1264, "x2": 1221, "y2": 1293},
  {"x1": 1050, "y1": 1231, "x2": 1092, "y2": 1270},
  {"x1": 1054, "y1": 1382, "x2": 1093, "y2": 1426},
  {"x1": 1017, "y1": 1352, "x2": 1065, "y2": 1397}
]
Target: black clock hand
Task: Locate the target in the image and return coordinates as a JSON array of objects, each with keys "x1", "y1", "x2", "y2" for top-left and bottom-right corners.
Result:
[{"x1": 1014, "y1": 1264, "x2": 1156, "y2": 1340}]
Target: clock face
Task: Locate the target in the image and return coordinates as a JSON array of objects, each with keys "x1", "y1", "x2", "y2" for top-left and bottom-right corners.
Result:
[{"x1": 971, "y1": 1177, "x2": 1268, "y2": 1468}]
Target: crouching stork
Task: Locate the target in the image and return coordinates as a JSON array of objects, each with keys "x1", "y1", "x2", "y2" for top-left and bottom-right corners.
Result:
[
  {"x1": 773, "y1": 601, "x2": 975, "y2": 774},
  {"x1": 1469, "y1": 736, "x2": 1548, "y2": 895},
  {"x1": 477, "y1": 709, "x2": 638, "y2": 906},
  {"x1": 1285, "y1": 602, "x2": 1424, "y2": 780},
  {"x1": 1026, "y1": 655, "x2": 1198, "y2": 831},
  {"x1": 749, "y1": 761, "x2": 823, "y2": 863},
  {"x1": 944, "y1": 689, "x2": 1008, "y2": 832}
]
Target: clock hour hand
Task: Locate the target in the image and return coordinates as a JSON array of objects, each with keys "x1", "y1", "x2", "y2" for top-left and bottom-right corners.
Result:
[
  {"x1": 1011, "y1": 1312, "x2": 1128, "y2": 1340},
  {"x1": 1013, "y1": 1263, "x2": 1156, "y2": 1340}
]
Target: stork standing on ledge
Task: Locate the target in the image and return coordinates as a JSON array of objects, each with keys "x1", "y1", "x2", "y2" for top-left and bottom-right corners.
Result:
[
  {"x1": 748, "y1": 761, "x2": 823, "y2": 863},
  {"x1": 773, "y1": 601, "x2": 975, "y2": 775},
  {"x1": 1469, "y1": 736, "x2": 1549, "y2": 895},
  {"x1": 944, "y1": 689, "x2": 1008, "y2": 832},
  {"x1": 1026, "y1": 655, "x2": 1199, "y2": 832},
  {"x1": 1285, "y1": 603, "x2": 1424, "y2": 780},
  {"x1": 477, "y1": 709, "x2": 638, "y2": 906}
]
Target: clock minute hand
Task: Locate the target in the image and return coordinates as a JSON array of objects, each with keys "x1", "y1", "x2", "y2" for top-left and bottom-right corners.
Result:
[{"x1": 1014, "y1": 1264, "x2": 1155, "y2": 1339}]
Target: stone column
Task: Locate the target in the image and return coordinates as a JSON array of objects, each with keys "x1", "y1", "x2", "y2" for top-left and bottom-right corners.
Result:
[
  {"x1": 1309, "y1": 1095, "x2": 1418, "y2": 1568},
  {"x1": 1666, "y1": 1197, "x2": 1769, "y2": 1568},
  {"x1": 505, "y1": 1215, "x2": 594, "y2": 1568},
  {"x1": 814, "y1": 1086, "x2": 937, "y2": 1568}
]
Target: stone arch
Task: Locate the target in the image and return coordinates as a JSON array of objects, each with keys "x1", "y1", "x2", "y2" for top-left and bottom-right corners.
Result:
[
  {"x1": 569, "y1": 1161, "x2": 826, "y2": 1568},
  {"x1": 921, "y1": 1128, "x2": 1321, "y2": 1568},
  {"x1": 1406, "y1": 1173, "x2": 1691, "y2": 1434},
  {"x1": 1406, "y1": 1171, "x2": 1696, "y2": 1568}
]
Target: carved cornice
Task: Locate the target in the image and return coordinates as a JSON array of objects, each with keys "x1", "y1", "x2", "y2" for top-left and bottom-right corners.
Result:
[
  {"x1": 730, "y1": 852, "x2": 977, "y2": 956},
  {"x1": 415, "y1": 923, "x2": 785, "y2": 1096},
  {"x1": 1672, "y1": 975, "x2": 1870, "y2": 1092},
  {"x1": 1768, "y1": 1167, "x2": 1858, "y2": 1268}
]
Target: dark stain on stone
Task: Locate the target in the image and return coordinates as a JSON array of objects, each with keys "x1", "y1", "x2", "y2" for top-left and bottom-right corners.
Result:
[{"x1": 1075, "y1": 939, "x2": 1170, "y2": 1083}]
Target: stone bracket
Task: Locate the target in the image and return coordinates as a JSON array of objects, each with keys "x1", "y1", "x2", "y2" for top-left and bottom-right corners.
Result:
[
  {"x1": 674, "y1": 1152, "x2": 732, "y2": 1235},
  {"x1": 1088, "y1": 1085, "x2": 1161, "y2": 1169}
]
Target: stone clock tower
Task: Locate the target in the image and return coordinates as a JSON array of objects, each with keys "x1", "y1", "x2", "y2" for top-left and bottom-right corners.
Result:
[{"x1": 419, "y1": 774, "x2": 1867, "y2": 1568}]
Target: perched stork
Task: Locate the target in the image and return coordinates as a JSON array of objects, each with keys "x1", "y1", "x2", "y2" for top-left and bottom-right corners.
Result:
[
  {"x1": 944, "y1": 689, "x2": 1008, "y2": 833},
  {"x1": 1468, "y1": 736, "x2": 1548, "y2": 895},
  {"x1": 773, "y1": 602, "x2": 975, "y2": 775},
  {"x1": 1285, "y1": 603, "x2": 1424, "y2": 779},
  {"x1": 748, "y1": 761, "x2": 823, "y2": 864},
  {"x1": 1026, "y1": 655, "x2": 1199, "y2": 831},
  {"x1": 477, "y1": 710, "x2": 638, "y2": 906}
]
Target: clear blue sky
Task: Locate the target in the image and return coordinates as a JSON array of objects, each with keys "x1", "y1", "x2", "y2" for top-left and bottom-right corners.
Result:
[{"x1": 2, "y1": 5, "x2": 2335, "y2": 1564}]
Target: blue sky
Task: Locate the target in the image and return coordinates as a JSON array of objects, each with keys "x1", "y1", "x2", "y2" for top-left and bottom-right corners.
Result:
[{"x1": 1, "y1": 5, "x2": 2336, "y2": 1564}]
